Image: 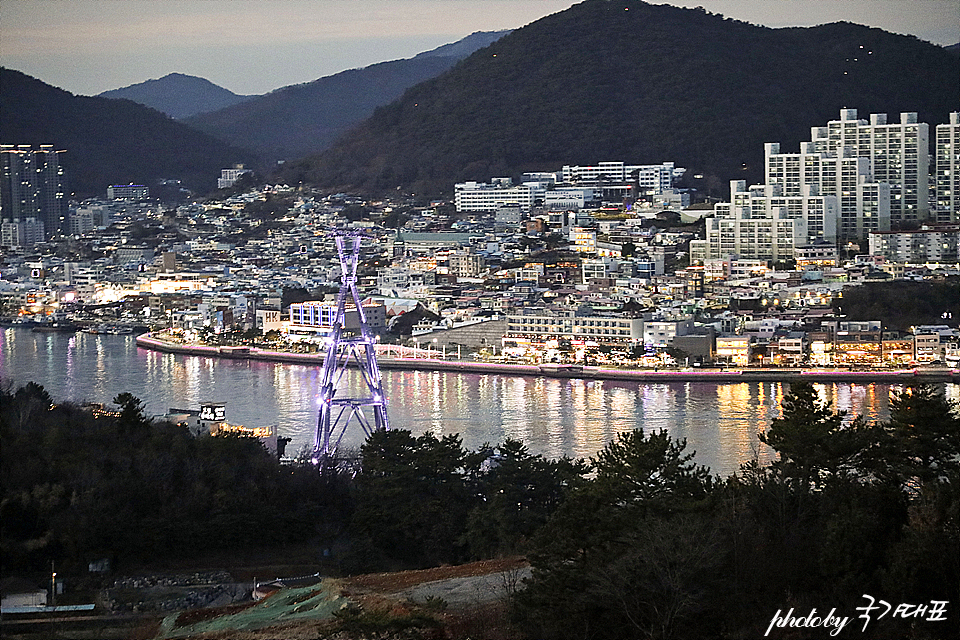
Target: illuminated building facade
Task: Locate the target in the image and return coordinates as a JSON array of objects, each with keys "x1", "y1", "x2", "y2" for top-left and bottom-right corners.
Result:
[
  {"x1": 505, "y1": 309, "x2": 643, "y2": 348},
  {"x1": 288, "y1": 299, "x2": 386, "y2": 340},
  {"x1": 868, "y1": 225, "x2": 960, "y2": 263},
  {"x1": 1, "y1": 144, "x2": 68, "y2": 238},
  {"x1": 935, "y1": 113, "x2": 960, "y2": 222},
  {"x1": 810, "y1": 109, "x2": 929, "y2": 224}
]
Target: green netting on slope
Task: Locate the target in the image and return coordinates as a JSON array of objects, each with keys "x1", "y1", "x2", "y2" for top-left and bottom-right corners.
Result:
[{"x1": 157, "y1": 580, "x2": 349, "y2": 638}]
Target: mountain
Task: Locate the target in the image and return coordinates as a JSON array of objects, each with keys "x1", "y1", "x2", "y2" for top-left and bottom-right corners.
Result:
[
  {"x1": 413, "y1": 30, "x2": 511, "y2": 60},
  {"x1": 0, "y1": 68, "x2": 254, "y2": 198},
  {"x1": 97, "y1": 73, "x2": 256, "y2": 119},
  {"x1": 185, "y1": 31, "x2": 509, "y2": 164},
  {"x1": 278, "y1": 0, "x2": 960, "y2": 199}
]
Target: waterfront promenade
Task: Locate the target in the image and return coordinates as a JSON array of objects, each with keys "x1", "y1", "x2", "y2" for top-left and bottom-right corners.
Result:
[{"x1": 136, "y1": 334, "x2": 960, "y2": 385}]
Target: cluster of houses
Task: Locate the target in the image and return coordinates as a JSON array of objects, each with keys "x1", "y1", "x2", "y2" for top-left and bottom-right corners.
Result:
[{"x1": 2, "y1": 110, "x2": 958, "y2": 368}]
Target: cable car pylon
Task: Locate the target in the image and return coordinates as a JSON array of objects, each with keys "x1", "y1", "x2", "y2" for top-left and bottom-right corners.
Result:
[{"x1": 315, "y1": 231, "x2": 389, "y2": 465}]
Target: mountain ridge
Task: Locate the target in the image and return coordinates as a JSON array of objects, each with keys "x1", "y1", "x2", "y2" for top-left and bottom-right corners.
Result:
[
  {"x1": 276, "y1": 0, "x2": 959, "y2": 199},
  {"x1": 0, "y1": 68, "x2": 254, "y2": 198},
  {"x1": 97, "y1": 73, "x2": 256, "y2": 120},
  {"x1": 184, "y1": 30, "x2": 509, "y2": 164}
]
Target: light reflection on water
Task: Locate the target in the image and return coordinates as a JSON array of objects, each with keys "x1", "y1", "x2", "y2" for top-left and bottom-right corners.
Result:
[{"x1": 2, "y1": 328, "x2": 957, "y2": 478}]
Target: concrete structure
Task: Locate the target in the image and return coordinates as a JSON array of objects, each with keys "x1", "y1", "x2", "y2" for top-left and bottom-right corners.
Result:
[
  {"x1": 810, "y1": 109, "x2": 929, "y2": 224},
  {"x1": 716, "y1": 335, "x2": 752, "y2": 366},
  {"x1": 935, "y1": 112, "x2": 959, "y2": 222},
  {"x1": 694, "y1": 181, "x2": 810, "y2": 262},
  {"x1": 1, "y1": 144, "x2": 68, "y2": 237},
  {"x1": 868, "y1": 225, "x2": 960, "y2": 263},
  {"x1": 217, "y1": 165, "x2": 252, "y2": 189},
  {"x1": 764, "y1": 142, "x2": 889, "y2": 241},
  {"x1": 288, "y1": 299, "x2": 387, "y2": 340},
  {"x1": 544, "y1": 187, "x2": 598, "y2": 210},
  {"x1": 454, "y1": 178, "x2": 547, "y2": 212},
  {"x1": 642, "y1": 318, "x2": 694, "y2": 347},
  {"x1": 1, "y1": 217, "x2": 45, "y2": 248},
  {"x1": 107, "y1": 184, "x2": 149, "y2": 200},
  {"x1": 560, "y1": 162, "x2": 683, "y2": 192},
  {"x1": 794, "y1": 244, "x2": 839, "y2": 268},
  {"x1": 505, "y1": 309, "x2": 644, "y2": 346}
]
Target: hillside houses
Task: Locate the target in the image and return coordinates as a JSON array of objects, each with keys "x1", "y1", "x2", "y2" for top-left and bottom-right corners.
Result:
[{"x1": 2, "y1": 123, "x2": 958, "y2": 368}]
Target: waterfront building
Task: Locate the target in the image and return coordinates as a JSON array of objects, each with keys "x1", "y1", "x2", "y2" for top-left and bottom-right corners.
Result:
[
  {"x1": 882, "y1": 332, "x2": 915, "y2": 366},
  {"x1": 772, "y1": 332, "x2": 807, "y2": 366},
  {"x1": 833, "y1": 327, "x2": 883, "y2": 366},
  {"x1": 287, "y1": 299, "x2": 386, "y2": 340},
  {"x1": 642, "y1": 318, "x2": 695, "y2": 347},
  {"x1": 936, "y1": 112, "x2": 960, "y2": 222},
  {"x1": 809, "y1": 109, "x2": 929, "y2": 224},
  {"x1": 1, "y1": 144, "x2": 68, "y2": 238},
  {"x1": 914, "y1": 333, "x2": 943, "y2": 363},
  {"x1": 716, "y1": 335, "x2": 752, "y2": 366},
  {"x1": 868, "y1": 224, "x2": 960, "y2": 264},
  {"x1": 255, "y1": 309, "x2": 283, "y2": 333},
  {"x1": 505, "y1": 308, "x2": 644, "y2": 348}
]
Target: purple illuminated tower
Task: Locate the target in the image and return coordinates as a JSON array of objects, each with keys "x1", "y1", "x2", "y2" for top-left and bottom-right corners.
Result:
[{"x1": 315, "y1": 232, "x2": 389, "y2": 462}]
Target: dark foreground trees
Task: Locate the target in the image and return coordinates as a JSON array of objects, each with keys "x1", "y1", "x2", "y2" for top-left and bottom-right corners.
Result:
[
  {"x1": 514, "y1": 382, "x2": 960, "y2": 640},
  {"x1": 2, "y1": 380, "x2": 957, "y2": 639},
  {"x1": 0, "y1": 383, "x2": 332, "y2": 573}
]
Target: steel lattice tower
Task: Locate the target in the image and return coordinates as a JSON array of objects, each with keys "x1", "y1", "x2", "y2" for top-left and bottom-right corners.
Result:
[{"x1": 315, "y1": 232, "x2": 389, "y2": 462}]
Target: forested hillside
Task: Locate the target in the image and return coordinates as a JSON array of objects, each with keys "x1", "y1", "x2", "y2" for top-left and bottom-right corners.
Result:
[
  {"x1": 98, "y1": 73, "x2": 255, "y2": 120},
  {"x1": 834, "y1": 278, "x2": 960, "y2": 330},
  {"x1": 0, "y1": 69, "x2": 254, "y2": 198},
  {"x1": 186, "y1": 31, "x2": 508, "y2": 164},
  {"x1": 279, "y1": 0, "x2": 959, "y2": 198},
  {"x1": 2, "y1": 380, "x2": 958, "y2": 638}
]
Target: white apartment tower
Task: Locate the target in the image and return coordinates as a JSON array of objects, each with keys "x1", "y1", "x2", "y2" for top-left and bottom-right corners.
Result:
[
  {"x1": 765, "y1": 142, "x2": 890, "y2": 241},
  {"x1": 935, "y1": 112, "x2": 959, "y2": 222},
  {"x1": 810, "y1": 109, "x2": 929, "y2": 224},
  {"x1": 696, "y1": 180, "x2": 811, "y2": 262}
]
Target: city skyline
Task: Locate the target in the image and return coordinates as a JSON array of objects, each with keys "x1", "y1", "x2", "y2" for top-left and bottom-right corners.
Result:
[{"x1": 1, "y1": 0, "x2": 957, "y2": 97}]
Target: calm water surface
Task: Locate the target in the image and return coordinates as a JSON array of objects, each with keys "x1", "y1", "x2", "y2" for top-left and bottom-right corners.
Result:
[{"x1": 3, "y1": 328, "x2": 956, "y2": 478}]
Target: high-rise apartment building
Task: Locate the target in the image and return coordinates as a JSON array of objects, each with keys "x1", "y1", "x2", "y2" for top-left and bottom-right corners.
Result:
[
  {"x1": 765, "y1": 142, "x2": 890, "y2": 241},
  {"x1": 1, "y1": 144, "x2": 68, "y2": 238},
  {"x1": 810, "y1": 109, "x2": 929, "y2": 224},
  {"x1": 935, "y1": 112, "x2": 959, "y2": 222},
  {"x1": 693, "y1": 181, "x2": 811, "y2": 262}
]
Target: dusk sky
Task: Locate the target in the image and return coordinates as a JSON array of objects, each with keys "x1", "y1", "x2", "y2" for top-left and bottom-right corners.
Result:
[{"x1": 2, "y1": 0, "x2": 957, "y2": 97}]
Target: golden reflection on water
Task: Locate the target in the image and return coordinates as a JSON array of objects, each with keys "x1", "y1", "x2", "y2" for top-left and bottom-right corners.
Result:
[{"x1": 4, "y1": 329, "x2": 960, "y2": 478}]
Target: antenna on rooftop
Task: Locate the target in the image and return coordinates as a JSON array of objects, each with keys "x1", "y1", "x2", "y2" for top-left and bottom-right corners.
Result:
[{"x1": 315, "y1": 231, "x2": 389, "y2": 465}]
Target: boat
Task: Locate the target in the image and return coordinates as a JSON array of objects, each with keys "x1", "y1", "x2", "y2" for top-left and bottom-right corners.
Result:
[{"x1": 31, "y1": 322, "x2": 80, "y2": 333}]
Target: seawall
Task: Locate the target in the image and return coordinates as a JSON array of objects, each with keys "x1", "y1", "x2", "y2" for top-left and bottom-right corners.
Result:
[{"x1": 136, "y1": 334, "x2": 960, "y2": 385}]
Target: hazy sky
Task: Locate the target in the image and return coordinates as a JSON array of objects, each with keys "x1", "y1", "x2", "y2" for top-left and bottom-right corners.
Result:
[{"x1": 2, "y1": 0, "x2": 957, "y2": 96}]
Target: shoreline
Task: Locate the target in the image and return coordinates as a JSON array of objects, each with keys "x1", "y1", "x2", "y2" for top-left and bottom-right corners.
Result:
[{"x1": 135, "y1": 334, "x2": 960, "y2": 385}]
